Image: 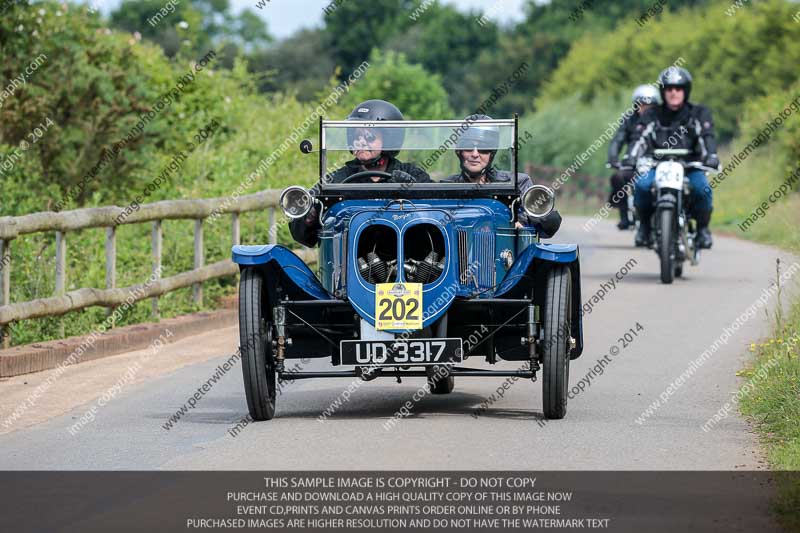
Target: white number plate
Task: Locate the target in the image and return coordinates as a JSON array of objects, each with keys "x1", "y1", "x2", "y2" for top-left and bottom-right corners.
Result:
[{"x1": 655, "y1": 161, "x2": 684, "y2": 190}]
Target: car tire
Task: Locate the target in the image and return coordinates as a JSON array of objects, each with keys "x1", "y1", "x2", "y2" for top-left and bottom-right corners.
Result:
[
  {"x1": 427, "y1": 366, "x2": 454, "y2": 394},
  {"x1": 659, "y1": 209, "x2": 675, "y2": 284},
  {"x1": 239, "y1": 267, "x2": 277, "y2": 421},
  {"x1": 542, "y1": 265, "x2": 571, "y2": 420}
]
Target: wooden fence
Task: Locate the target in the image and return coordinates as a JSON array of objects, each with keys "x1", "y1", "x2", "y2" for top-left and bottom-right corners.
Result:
[{"x1": 0, "y1": 190, "x2": 314, "y2": 348}]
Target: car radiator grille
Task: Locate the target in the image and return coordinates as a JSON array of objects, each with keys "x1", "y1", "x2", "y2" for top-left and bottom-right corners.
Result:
[{"x1": 458, "y1": 228, "x2": 495, "y2": 289}]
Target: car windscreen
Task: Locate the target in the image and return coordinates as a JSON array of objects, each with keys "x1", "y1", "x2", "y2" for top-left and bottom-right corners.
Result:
[{"x1": 320, "y1": 119, "x2": 516, "y2": 187}]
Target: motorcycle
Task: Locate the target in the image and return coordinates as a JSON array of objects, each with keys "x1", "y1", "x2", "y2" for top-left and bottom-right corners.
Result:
[{"x1": 636, "y1": 148, "x2": 716, "y2": 284}]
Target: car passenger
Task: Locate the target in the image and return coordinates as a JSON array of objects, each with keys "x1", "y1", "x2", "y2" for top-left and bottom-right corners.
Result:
[{"x1": 444, "y1": 114, "x2": 562, "y2": 238}]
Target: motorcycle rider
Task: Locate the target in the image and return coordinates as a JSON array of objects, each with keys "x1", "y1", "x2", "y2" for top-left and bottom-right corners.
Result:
[
  {"x1": 445, "y1": 114, "x2": 562, "y2": 238},
  {"x1": 289, "y1": 99, "x2": 430, "y2": 247},
  {"x1": 607, "y1": 85, "x2": 661, "y2": 230},
  {"x1": 627, "y1": 67, "x2": 720, "y2": 248}
]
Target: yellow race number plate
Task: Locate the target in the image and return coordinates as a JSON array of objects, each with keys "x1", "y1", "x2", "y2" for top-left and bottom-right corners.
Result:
[{"x1": 375, "y1": 283, "x2": 422, "y2": 330}]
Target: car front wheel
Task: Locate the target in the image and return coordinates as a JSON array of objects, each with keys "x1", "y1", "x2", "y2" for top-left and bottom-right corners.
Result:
[
  {"x1": 541, "y1": 265, "x2": 571, "y2": 420},
  {"x1": 239, "y1": 267, "x2": 277, "y2": 421}
]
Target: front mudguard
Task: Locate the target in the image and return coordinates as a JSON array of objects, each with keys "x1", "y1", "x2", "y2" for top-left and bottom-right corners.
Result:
[
  {"x1": 233, "y1": 245, "x2": 345, "y2": 361},
  {"x1": 232, "y1": 244, "x2": 331, "y2": 301},
  {"x1": 496, "y1": 243, "x2": 584, "y2": 359}
]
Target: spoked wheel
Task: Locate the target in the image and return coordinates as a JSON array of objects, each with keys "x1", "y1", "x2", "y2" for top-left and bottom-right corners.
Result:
[
  {"x1": 427, "y1": 365, "x2": 454, "y2": 394},
  {"x1": 542, "y1": 265, "x2": 572, "y2": 420},
  {"x1": 239, "y1": 267, "x2": 277, "y2": 421},
  {"x1": 658, "y1": 209, "x2": 675, "y2": 284}
]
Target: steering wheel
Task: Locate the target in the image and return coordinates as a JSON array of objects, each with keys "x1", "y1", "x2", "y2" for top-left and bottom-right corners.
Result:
[{"x1": 340, "y1": 171, "x2": 393, "y2": 184}]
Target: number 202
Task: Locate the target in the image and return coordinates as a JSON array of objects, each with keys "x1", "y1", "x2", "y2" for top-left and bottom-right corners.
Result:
[{"x1": 378, "y1": 298, "x2": 419, "y2": 321}]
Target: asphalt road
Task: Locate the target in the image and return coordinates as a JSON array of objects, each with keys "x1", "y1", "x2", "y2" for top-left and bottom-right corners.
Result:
[{"x1": 1, "y1": 216, "x2": 797, "y2": 473}]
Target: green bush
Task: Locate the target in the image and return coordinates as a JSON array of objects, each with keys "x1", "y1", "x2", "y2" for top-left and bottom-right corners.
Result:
[
  {"x1": 538, "y1": 0, "x2": 800, "y2": 140},
  {"x1": 738, "y1": 79, "x2": 800, "y2": 174},
  {"x1": 519, "y1": 91, "x2": 629, "y2": 181},
  {"x1": 339, "y1": 49, "x2": 453, "y2": 120},
  {"x1": 0, "y1": 2, "x2": 349, "y2": 346}
]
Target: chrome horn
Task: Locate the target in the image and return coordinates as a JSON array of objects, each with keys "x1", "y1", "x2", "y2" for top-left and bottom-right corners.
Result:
[
  {"x1": 279, "y1": 186, "x2": 313, "y2": 219},
  {"x1": 521, "y1": 185, "x2": 555, "y2": 218}
]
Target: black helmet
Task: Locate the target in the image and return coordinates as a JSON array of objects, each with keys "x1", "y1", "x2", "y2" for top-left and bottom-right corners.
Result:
[
  {"x1": 455, "y1": 114, "x2": 499, "y2": 179},
  {"x1": 658, "y1": 66, "x2": 693, "y2": 103},
  {"x1": 346, "y1": 99, "x2": 405, "y2": 161},
  {"x1": 456, "y1": 114, "x2": 500, "y2": 150}
]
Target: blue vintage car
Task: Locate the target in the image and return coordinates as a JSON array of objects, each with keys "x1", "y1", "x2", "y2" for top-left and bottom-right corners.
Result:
[{"x1": 232, "y1": 118, "x2": 583, "y2": 421}]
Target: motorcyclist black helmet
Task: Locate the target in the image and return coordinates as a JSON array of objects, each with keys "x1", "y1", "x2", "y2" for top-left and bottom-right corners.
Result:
[
  {"x1": 346, "y1": 99, "x2": 405, "y2": 162},
  {"x1": 658, "y1": 66, "x2": 693, "y2": 103},
  {"x1": 455, "y1": 114, "x2": 499, "y2": 179}
]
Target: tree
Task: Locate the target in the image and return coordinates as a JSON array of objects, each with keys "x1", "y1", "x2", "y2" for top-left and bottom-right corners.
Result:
[
  {"x1": 323, "y1": 0, "x2": 417, "y2": 77},
  {"x1": 248, "y1": 28, "x2": 335, "y2": 101},
  {"x1": 109, "y1": 0, "x2": 272, "y2": 60},
  {"x1": 1, "y1": 2, "x2": 177, "y2": 206},
  {"x1": 340, "y1": 50, "x2": 452, "y2": 120},
  {"x1": 110, "y1": 0, "x2": 194, "y2": 58},
  {"x1": 384, "y1": 3, "x2": 499, "y2": 114}
]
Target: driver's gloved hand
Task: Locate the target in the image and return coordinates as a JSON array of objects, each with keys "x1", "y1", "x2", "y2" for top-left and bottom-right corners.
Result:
[
  {"x1": 534, "y1": 209, "x2": 562, "y2": 239},
  {"x1": 391, "y1": 169, "x2": 417, "y2": 183},
  {"x1": 303, "y1": 206, "x2": 318, "y2": 224},
  {"x1": 620, "y1": 157, "x2": 635, "y2": 169},
  {"x1": 705, "y1": 154, "x2": 720, "y2": 170}
]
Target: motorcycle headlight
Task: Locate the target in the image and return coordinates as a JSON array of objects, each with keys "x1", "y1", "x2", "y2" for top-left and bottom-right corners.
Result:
[
  {"x1": 279, "y1": 186, "x2": 312, "y2": 219},
  {"x1": 521, "y1": 185, "x2": 555, "y2": 218}
]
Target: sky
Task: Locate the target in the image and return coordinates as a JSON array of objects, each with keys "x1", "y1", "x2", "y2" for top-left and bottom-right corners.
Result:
[{"x1": 89, "y1": 0, "x2": 529, "y2": 39}]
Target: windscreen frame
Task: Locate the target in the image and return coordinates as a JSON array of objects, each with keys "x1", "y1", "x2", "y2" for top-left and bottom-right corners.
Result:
[{"x1": 317, "y1": 118, "x2": 519, "y2": 200}]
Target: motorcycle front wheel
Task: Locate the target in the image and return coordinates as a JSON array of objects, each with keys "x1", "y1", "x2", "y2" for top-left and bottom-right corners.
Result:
[{"x1": 658, "y1": 209, "x2": 675, "y2": 284}]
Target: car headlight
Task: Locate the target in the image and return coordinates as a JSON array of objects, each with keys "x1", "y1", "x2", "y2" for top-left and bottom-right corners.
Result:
[
  {"x1": 521, "y1": 185, "x2": 555, "y2": 218},
  {"x1": 279, "y1": 186, "x2": 313, "y2": 219}
]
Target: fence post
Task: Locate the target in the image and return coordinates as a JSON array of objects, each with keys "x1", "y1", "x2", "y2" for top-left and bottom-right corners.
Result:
[
  {"x1": 269, "y1": 208, "x2": 277, "y2": 244},
  {"x1": 151, "y1": 220, "x2": 162, "y2": 319},
  {"x1": 193, "y1": 219, "x2": 204, "y2": 306},
  {"x1": 55, "y1": 231, "x2": 66, "y2": 295},
  {"x1": 231, "y1": 212, "x2": 240, "y2": 246},
  {"x1": 105, "y1": 227, "x2": 116, "y2": 322},
  {"x1": 0, "y1": 238, "x2": 10, "y2": 349},
  {"x1": 55, "y1": 231, "x2": 67, "y2": 337}
]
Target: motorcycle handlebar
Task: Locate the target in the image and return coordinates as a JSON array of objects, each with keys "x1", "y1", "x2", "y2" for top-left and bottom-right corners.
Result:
[{"x1": 685, "y1": 161, "x2": 719, "y2": 173}]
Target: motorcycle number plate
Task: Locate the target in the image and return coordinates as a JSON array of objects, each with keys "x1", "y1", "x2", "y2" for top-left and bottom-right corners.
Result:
[
  {"x1": 375, "y1": 283, "x2": 422, "y2": 330},
  {"x1": 655, "y1": 162, "x2": 684, "y2": 189}
]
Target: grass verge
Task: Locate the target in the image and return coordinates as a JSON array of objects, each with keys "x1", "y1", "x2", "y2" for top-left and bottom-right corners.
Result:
[{"x1": 713, "y1": 144, "x2": 800, "y2": 529}]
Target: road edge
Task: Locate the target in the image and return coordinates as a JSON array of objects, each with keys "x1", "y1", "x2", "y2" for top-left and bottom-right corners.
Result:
[{"x1": 0, "y1": 308, "x2": 237, "y2": 377}]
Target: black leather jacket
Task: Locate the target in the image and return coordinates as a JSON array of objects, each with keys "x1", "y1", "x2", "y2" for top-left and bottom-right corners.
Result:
[
  {"x1": 628, "y1": 102, "x2": 718, "y2": 163},
  {"x1": 608, "y1": 113, "x2": 645, "y2": 164},
  {"x1": 325, "y1": 158, "x2": 431, "y2": 184}
]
